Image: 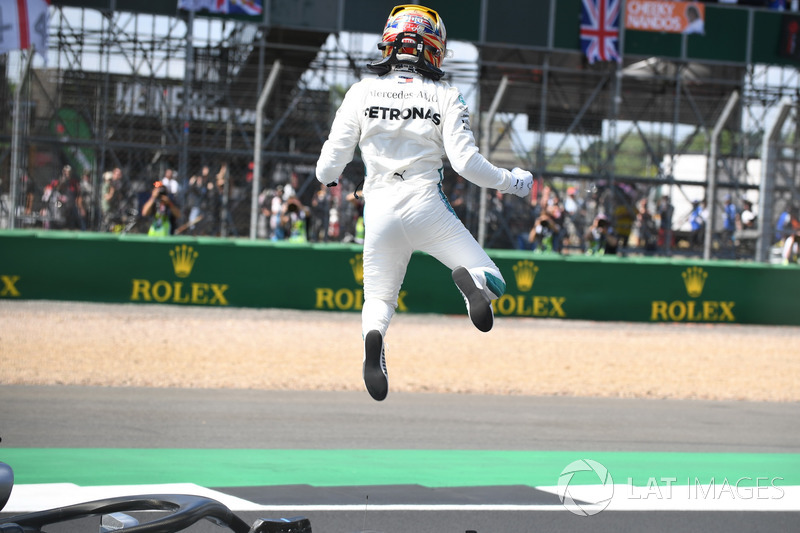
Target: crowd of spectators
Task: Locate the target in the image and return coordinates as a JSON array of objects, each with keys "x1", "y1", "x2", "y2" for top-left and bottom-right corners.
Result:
[
  {"x1": 256, "y1": 175, "x2": 365, "y2": 244},
  {"x1": 12, "y1": 162, "x2": 799, "y2": 264},
  {"x1": 471, "y1": 177, "x2": 795, "y2": 261},
  {"x1": 17, "y1": 162, "x2": 370, "y2": 243}
]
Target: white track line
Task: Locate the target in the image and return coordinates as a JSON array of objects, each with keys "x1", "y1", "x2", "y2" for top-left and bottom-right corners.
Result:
[{"x1": 4, "y1": 484, "x2": 800, "y2": 514}]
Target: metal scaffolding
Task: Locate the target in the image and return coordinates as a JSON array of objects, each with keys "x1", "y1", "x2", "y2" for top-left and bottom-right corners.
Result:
[
  {"x1": 2, "y1": 4, "x2": 799, "y2": 262},
  {"x1": 474, "y1": 45, "x2": 799, "y2": 259}
]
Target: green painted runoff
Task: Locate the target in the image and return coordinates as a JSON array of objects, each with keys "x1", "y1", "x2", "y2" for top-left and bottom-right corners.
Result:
[{"x1": 2, "y1": 449, "x2": 799, "y2": 488}]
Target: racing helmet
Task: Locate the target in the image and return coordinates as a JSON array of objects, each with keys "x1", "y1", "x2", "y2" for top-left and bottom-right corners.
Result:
[{"x1": 367, "y1": 4, "x2": 447, "y2": 80}]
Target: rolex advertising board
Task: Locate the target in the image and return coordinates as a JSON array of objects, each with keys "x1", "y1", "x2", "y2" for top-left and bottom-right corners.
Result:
[
  {"x1": 1, "y1": 231, "x2": 798, "y2": 326},
  {"x1": 486, "y1": 252, "x2": 799, "y2": 325}
]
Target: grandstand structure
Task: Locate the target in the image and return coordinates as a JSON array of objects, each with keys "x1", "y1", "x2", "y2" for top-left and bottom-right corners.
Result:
[{"x1": 2, "y1": 0, "x2": 799, "y2": 261}]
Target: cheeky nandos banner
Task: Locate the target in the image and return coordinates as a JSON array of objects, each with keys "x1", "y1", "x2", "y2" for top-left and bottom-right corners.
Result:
[{"x1": 625, "y1": 0, "x2": 706, "y2": 35}]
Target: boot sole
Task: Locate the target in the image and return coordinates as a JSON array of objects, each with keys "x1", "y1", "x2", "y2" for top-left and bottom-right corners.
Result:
[{"x1": 363, "y1": 330, "x2": 388, "y2": 401}]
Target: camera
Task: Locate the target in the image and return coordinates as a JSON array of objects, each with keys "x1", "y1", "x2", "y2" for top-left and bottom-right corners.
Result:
[{"x1": 153, "y1": 181, "x2": 168, "y2": 197}]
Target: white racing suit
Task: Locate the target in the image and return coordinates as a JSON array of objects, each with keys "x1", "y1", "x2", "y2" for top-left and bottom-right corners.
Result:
[{"x1": 316, "y1": 69, "x2": 518, "y2": 338}]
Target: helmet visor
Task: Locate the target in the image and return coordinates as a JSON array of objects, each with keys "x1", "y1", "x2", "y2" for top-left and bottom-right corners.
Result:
[{"x1": 390, "y1": 4, "x2": 442, "y2": 26}]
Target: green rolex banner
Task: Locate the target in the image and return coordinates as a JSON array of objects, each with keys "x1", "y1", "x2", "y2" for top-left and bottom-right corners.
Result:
[{"x1": 1, "y1": 231, "x2": 799, "y2": 326}]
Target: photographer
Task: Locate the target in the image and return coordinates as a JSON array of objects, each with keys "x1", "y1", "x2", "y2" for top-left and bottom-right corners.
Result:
[
  {"x1": 585, "y1": 214, "x2": 619, "y2": 256},
  {"x1": 281, "y1": 195, "x2": 310, "y2": 243},
  {"x1": 142, "y1": 181, "x2": 181, "y2": 236},
  {"x1": 528, "y1": 209, "x2": 560, "y2": 253},
  {"x1": 782, "y1": 227, "x2": 800, "y2": 265}
]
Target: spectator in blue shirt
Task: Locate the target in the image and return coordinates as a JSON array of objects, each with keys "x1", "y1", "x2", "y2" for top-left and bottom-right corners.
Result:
[
  {"x1": 689, "y1": 199, "x2": 707, "y2": 249},
  {"x1": 775, "y1": 207, "x2": 798, "y2": 243},
  {"x1": 722, "y1": 195, "x2": 739, "y2": 247}
]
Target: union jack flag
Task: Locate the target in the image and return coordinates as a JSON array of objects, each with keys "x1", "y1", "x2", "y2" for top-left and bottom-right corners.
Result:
[
  {"x1": 580, "y1": 0, "x2": 621, "y2": 64},
  {"x1": 178, "y1": 0, "x2": 262, "y2": 16},
  {"x1": 0, "y1": 0, "x2": 50, "y2": 62}
]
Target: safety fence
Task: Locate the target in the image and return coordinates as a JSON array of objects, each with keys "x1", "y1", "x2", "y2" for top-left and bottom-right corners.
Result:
[
  {"x1": 1, "y1": 230, "x2": 798, "y2": 326},
  {"x1": 3, "y1": 3, "x2": 799, "y2": 264}
]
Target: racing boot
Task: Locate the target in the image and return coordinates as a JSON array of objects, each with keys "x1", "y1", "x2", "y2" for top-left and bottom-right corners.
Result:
[
  {"x1": 452, "y1": 266, "x2": 493, "y2": 332},
  {"x1": 363, "y1": 330, "x2": 388, "y2": 401}
]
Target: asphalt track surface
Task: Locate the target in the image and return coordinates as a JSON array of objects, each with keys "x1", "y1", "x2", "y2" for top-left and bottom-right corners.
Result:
[{"x1": 2, "y1": 385, "x2": 800, "y2": 533}]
